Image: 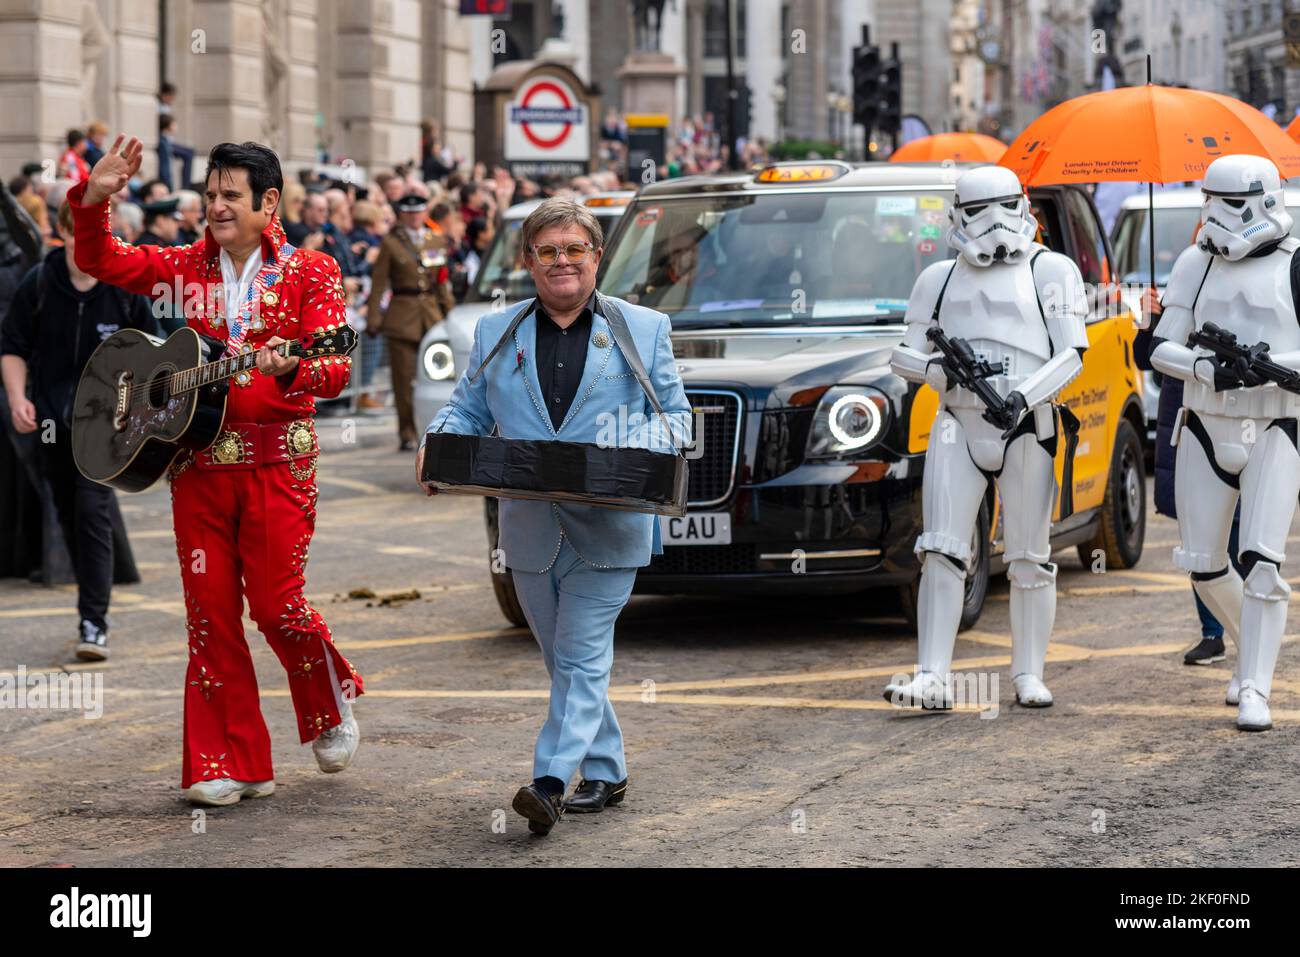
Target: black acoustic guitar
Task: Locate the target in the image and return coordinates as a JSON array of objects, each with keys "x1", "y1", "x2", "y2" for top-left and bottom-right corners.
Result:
[{"x1": 72, "y1": 324, "x2": 356, "y2": 492}]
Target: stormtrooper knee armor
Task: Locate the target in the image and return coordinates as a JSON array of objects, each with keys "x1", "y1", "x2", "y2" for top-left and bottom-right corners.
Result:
[
  {"x1": 885, "y1": 165, "x2": 1088, "y2": 711},
  {"x1": 1151, "y1": 153, "x2": 1300, "y2": 731}
]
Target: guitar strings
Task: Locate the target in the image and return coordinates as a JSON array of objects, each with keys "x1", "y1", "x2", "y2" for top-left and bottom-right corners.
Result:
[
  {"x1": 119, "y1": 330, "x2": 352, "y2": 400},
  {"x1": 122, "y1": 346, "x2": 308, "y2": 399},
  {"x1": 123, "y1": 352, "x2": 266, "y2": 397}
]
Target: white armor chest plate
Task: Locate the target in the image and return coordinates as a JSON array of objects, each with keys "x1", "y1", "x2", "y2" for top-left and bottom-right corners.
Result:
[
  {"x1": 939, "y1": 258, "x2": 1051, "y2": 408},
  {"x1": 1186, "y1": 250, "x2": 1300, "y2": 419}
]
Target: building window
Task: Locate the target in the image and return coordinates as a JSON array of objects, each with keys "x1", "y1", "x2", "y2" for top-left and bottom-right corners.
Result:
[{"x1": 704, "y1": 0, "x2": 747, "y2": 58}]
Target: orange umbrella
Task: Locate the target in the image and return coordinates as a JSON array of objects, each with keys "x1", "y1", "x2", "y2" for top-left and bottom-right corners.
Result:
[
  {"x1": 1287, "y1": 112, "x2": 1300, "y2": 142},
  {"x1": 890, "y1": 132, "x2": 1007, "y2": 164},
  {"x1": 1002, "y1": 59, "x2": 1300, "y2": 289},
  {"x1": 1003, "y1": 86, "x2": 1300, "y2": 183}
]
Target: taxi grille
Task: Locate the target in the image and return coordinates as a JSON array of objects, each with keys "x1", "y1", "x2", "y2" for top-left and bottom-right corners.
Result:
[
  {"x1": 685, "y1": 390, "x2": 742, "y2": 506},
  {"x1": 645, "y1": 544, "x2": 759, "y2": 576}
]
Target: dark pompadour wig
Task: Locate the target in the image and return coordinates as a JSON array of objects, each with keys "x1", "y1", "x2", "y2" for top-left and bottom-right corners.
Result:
[{"x1": 205, "y1": 142, "x2": 283, "y2": 212}]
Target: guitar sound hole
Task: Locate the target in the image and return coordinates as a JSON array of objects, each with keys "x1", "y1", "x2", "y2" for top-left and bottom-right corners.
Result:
[{"x1": 147, "y1": 369, "x2": 172, "y2": 408}]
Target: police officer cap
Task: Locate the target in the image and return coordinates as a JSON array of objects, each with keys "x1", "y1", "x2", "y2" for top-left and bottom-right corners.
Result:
[
  {"x1": 395, "y1": 193, "x2": 429, "y2": 212},
  {"x1": 142, "y1": 197, "x2": 181, "y2": 219}
]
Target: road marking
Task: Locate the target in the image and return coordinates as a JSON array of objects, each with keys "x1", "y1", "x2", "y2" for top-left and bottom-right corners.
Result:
[
  {"x1": 337, "y1": 628, "x2": 530, "y2": 650},
  {"x1": 0, "y1": 599, "x2": 187, "y2": 620},
  {"x1": 71, "y1": 636, "x2": 1291, "y2": 699},
  {"x1": 957, "y1": 627, "x2": 1095, "y2": 656},
  {"x1": 314, "y1": 474, "x2": 388, "y2": 495},
  {"x1": 1109, "y1": 570, "x2": 1194, "y2": 585},
  {"x1": 91, "y1": 686, "x2": 1300, "y2": 721},
  {"x1": 0, "y1": 582, "x2": 490, "y2": 621}
]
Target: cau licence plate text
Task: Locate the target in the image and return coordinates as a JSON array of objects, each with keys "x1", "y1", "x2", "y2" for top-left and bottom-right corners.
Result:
[{"x1": 660, "y1": 512, "x2": 731, "y2": 545}]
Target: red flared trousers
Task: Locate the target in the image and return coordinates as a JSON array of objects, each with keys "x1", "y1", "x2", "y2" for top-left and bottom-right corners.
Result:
[{"x1": 170, "y1": 459, "x2": 362, "y2": 788}]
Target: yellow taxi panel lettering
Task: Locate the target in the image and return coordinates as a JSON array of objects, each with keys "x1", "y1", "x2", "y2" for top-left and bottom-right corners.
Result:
[{"x1": 756, "y1": 164, "x2": 847, "y2": 183}]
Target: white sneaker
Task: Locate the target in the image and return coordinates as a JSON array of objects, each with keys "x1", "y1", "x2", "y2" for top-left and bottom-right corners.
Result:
[
  {"x1": 1225, "y1": 675, "x2": 1241, "y2": 706},
  {"x1": 1236, "y1": 683, "x2": 1272, "y2": 732},
  {"x1": 187, "y1": 778, "x2": 275, "y2": 806},
  {"x1": 1013, "y1": 673, "x2": 1054, "y2": 707},
  {"x1": 882, "y1": 671, "x2": 953, "y2": 710},
  {"x1": 313, "y1": 699, "x2": 360, "y2": 773}
]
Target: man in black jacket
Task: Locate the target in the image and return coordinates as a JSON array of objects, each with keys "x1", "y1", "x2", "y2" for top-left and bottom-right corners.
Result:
[{"x1": 1, "y1": 201, "x2": 158, "y2": 660}]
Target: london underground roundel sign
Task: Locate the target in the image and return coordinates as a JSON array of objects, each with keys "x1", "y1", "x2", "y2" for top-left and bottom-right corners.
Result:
[{"x1": 505, "y1": 75, "x2": 590, "y2": 164}]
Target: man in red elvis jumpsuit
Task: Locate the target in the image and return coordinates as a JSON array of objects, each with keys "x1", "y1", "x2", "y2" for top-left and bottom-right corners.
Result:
[{"x1": 69, "y1": 135, "x2": 364, "y2": 806}]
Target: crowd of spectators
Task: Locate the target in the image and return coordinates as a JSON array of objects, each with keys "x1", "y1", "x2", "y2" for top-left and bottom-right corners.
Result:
[{"x1": 0, "y1": 93, "x2": 766, "y2": 591}]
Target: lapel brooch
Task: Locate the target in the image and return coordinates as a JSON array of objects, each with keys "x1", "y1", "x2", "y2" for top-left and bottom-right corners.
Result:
[{"x1": 592, "y1": 330, "x2": 610, "y2": 349}]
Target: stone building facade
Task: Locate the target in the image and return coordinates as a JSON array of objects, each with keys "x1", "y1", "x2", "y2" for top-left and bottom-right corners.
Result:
[{"x1": 0, "y1": 0, "x2": 476, "y2": 182}]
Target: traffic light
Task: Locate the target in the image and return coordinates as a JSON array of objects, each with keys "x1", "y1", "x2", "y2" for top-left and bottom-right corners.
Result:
[
  {"x1": 852, "y1": 39, "x2": 882, "y2": 133},
  {"x1": 879, "y1": 43, "x2": 902, "y2": 139}
]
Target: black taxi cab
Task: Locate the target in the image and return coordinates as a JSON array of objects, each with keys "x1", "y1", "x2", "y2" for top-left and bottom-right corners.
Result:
[{"x1": 484, "y1": 161, "x2": 1147, "y2": 629}]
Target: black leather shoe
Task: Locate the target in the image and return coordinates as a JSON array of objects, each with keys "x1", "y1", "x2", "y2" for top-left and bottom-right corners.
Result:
[
  {"x1": 512, "y1": 784, "x2": 564, "y2": 836},
  {"x1": 398, "y1": 439, "x2": 416, "y2": 453},
  {"x1": 563, "y1": 778, "x2": 628, "y2": 813}
]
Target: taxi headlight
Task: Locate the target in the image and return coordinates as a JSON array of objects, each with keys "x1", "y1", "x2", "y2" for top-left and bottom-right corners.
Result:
[
  {"x1": 422, "y1": 341, "x2": 455, "y2": 381},
  {"x1": 806, "y1": 386, "x2": 889, "y2": 458}
]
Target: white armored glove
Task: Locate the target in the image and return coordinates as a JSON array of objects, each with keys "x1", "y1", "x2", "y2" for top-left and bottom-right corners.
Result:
[
  {"x1": 1193, "y1": 355, "x2": 1222, "y2": 388},
  {"x1": 924, "y1": 357, "x2": 951, "y2": 392}
]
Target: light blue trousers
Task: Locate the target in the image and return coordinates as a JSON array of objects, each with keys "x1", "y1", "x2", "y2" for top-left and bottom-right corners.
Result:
[{"x1": 511, "y1": 538, "x2": 637, "y2": 785}]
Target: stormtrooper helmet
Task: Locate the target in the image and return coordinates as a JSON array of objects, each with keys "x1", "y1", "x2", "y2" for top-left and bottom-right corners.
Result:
[
  {"x1": 1198, "y1": 154, "x2": 1292, "y2": 261},
  {"x1": 947, "y1": 165, "x2": 1038, "y2": 267}
]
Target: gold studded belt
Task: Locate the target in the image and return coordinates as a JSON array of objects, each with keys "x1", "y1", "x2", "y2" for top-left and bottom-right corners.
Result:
[{"x1": 195, "y1": 419, "x2": 318, "y2": 471}]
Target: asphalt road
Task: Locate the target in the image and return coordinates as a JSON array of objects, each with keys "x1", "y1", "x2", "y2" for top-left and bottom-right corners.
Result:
[{"x1": 2, "y1": 411, "x2": 1298, "y2": 867}]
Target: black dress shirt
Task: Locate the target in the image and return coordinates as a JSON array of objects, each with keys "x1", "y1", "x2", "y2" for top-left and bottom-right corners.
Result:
[{"x1": 534, "y1": 293, "x2": 597, "y2": 431}]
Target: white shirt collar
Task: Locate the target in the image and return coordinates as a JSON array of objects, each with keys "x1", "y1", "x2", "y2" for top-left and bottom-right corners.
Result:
[{"x1": 219, "y1": 246, "x2": 263, "y2": 323}]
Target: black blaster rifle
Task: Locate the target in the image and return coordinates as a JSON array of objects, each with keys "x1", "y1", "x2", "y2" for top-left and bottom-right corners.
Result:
[
  {"x1": 1187, "y1": 322, "x2": 1300, "y2": 394},
  {"x1": 925, "y1": 326, "x2": 1016, "y2": 432}
]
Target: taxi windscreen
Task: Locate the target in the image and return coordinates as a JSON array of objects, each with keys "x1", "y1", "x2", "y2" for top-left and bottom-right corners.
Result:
[{"x1": 598, "y1": 189, "x2": 954, "y2": 326}]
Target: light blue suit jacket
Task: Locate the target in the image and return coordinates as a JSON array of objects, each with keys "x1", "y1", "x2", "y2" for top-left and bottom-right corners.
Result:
[{"x1": 426, "y1": 295, "x2": 692, "y2": 573}]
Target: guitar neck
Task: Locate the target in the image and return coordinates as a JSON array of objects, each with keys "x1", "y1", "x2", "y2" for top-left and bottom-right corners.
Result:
[{"x1": 170, "y1": 341, "x2": 296, "y2": 395}]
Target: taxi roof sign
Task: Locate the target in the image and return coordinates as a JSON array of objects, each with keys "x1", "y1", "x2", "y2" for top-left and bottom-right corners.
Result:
[
  {"x1": 583, "y1": 195, "x2": 632, "y2": 207},
  {"x1": 755, "y1": 162, "x2": 851, "y2": 184}
]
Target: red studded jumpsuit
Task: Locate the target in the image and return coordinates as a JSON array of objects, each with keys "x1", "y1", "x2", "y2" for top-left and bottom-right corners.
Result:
[{"x1": 68, "y1": 181, "x2": 364, "y2": 787}]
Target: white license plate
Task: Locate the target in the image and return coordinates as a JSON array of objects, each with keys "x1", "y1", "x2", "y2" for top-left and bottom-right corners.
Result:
[{"x1": 660, "y1": 512, "x2": 732, "y2": 545}]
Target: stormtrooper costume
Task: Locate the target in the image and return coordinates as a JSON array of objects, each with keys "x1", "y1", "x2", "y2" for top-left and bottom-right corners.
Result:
[
  {"x1": 884, "y1": 165, "x2": 1089, "y2": 709},
  {"x1": 1149, "y1": 153, "x2": 1300, "y2": 732}
]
